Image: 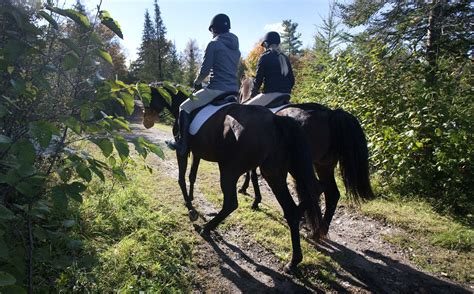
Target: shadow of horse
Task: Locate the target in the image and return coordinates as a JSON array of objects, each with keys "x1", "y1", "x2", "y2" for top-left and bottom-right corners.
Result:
[{"x1": 314, "y1": 239, "x2": 471, "y2": 294}]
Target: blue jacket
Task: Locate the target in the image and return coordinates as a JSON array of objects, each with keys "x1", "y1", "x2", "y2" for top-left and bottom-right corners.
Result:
[
  {"x1": 253, "y1": 50, "x2": 295, "y2": 95},
  {"x1": 195, "y1": 32, "x2": 241, "y2": 92}
]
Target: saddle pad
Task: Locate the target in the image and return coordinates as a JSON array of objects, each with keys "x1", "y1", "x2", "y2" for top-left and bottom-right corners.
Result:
[
  {"x1": 269, "y1": 104, "x2": 291, "y2": 113},
  {"x1": 189, "y1": 102, "x2": 236, "y2": 135}
]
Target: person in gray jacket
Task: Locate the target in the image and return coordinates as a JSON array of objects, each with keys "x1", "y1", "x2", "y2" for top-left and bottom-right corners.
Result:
[{"x1": 167, "y1": 13, "x2": 241, "y2": 155}]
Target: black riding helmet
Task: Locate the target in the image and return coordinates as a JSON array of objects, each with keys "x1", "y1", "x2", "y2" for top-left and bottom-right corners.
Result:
[
  {"x1": 208, "y1": 13, "x2": 231, "y2": 34},
  {"x1": 261, "y1": 31, "x2": 281, "y2": 47}
]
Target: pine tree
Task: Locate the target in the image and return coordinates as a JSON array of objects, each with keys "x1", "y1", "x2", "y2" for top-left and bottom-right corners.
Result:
[
  {"x1": 182, "y1": 39, "x2": 201, "y2": 87},
  {"x1": 314, "y1": 1, "x2": 343, "y2": 56},
  {"x1": 135, "y1": 9, "x2": 156, "y2": 82},
  {"x1": 153, "y1": 0, "x2": 170, "y2": 80},
  {"x1": 281, "y1": 19, "x2": 303, "y2": 56},
  {"x1": 167, "y1": 41, "x2": 183, "y2": 83},
  {"x1": 338, "y1": 0, "x2": 471, "y2": 87}
]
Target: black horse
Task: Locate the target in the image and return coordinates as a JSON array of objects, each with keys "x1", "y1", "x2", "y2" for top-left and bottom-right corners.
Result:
[
  {"x1": 143, "y1": 85, "x2": 324, "y2": 272},
  {"x1": 237, "y1": 77, "x2": 374, "y2": 234}
]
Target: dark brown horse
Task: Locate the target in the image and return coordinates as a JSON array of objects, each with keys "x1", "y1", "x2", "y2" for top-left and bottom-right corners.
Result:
[
  {"x1": 237, "y1": 77, "x2": 374, "y2": 233},
  {"x1": 142, "y1": 85, "x2": 324, "y2": 272}
]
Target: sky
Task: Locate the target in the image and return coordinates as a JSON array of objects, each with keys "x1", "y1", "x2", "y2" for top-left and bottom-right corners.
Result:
[{"x1": 64, "y1": 0, "x2": 335, "y2": 63}]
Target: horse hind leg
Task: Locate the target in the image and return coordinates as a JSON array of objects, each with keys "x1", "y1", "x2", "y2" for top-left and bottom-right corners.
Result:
[
  {"x1": 189, "y1": 154, "x2": 200, "y2": 201},
  {"x1": 316, "y1": 164, "x2": 340, "y2": 234},
  {"x1": 238, "y1": 171, "x2": 251, "y2": 195},
  {"x1": 250, "y1": 168, "x2": 262, "y2": 210},
  {"x1": 202, "y1": 167, "x2": 239, "y2": 234},
  {"x1": 261, "y1": 169, "x2": 303, "y2": 273}
]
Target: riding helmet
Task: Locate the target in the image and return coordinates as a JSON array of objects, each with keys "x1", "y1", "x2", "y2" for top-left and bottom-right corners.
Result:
[
  {"x1": 209, "y1": 13, "x2": 231, "y2": 33},
  {"x1": 261, "y1": 31, "x2": 281, "y2": 47}
]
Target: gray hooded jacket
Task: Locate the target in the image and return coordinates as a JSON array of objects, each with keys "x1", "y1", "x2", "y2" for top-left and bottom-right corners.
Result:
[{"x1": 195, "y1": 32, "x2": 241, "y2": 92}]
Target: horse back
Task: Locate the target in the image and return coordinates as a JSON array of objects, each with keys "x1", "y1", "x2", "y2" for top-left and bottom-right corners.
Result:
[
  {"x1": 189, "y1": 104, "x2": 281, "y2": 170},
  {"x1": 277, "y1": 105, "x2": 334, "y2": 164}
]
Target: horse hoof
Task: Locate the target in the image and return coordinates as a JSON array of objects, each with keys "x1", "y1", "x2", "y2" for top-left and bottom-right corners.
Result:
[
  {"x1": 251, "y1": 203, "x2": 260, "y2": 210},
  {"x1": 188, "y1": 209, "x2": 198, "y2": 222},
  {"x1": 283, "y1": 263, "x2": 297, "y2": 274},
  {"x1": 238, "y1": 189, "x2": 248, "y2": 195}
]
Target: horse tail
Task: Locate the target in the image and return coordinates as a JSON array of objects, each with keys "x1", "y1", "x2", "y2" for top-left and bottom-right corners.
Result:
[
  {"x1": 274, "y1": 116, "x2": 324, "y2": 238},
  {"x1": 330, "y1": 109, "x2": 374, "y2": 202}
]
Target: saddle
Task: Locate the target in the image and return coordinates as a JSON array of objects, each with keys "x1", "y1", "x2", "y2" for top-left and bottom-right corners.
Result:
[
  {"x1": 188, "y1": 91, "x2": 238, "y2": 135},
  {"x1": 265, "y1": 94, "x2": 291, "y2": 108}
]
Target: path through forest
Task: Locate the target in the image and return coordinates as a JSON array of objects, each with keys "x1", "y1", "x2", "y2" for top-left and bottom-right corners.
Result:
[{"x1": 125, "y1": 107, "x2": 471, "y2": 293}]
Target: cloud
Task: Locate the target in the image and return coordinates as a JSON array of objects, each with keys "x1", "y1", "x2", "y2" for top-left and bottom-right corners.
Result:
[{"x1": 263, "y1": 22, "x2": 284, "y2": 33}]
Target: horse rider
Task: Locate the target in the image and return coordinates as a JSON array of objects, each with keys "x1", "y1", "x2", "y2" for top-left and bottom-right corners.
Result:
[
  {"x1": 244, "y1": 31, "x2": 295, "y2": 106},
  {"x1": 167, "y1": 13, "x2": 241, "y2": 155}
]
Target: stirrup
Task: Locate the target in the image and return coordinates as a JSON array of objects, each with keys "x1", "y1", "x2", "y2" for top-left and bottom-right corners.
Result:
[{"x1": 165, "y1": 140, "x2": 178, "y2": 150}]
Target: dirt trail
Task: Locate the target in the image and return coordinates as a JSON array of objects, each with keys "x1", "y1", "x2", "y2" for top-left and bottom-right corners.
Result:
[{"x1": 125, "y1": 109, "x2": 471, "y2": 294}]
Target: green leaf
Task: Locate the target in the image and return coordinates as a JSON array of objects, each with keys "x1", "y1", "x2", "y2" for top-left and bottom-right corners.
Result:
[
  {"x1": 156, "y1": 87, "x2": 172, "y2": 105},
  {"x1": 89, "y1": 32, "x2": 104, "y2": 46},
  {"x1": 80, "y1": 105, "x2": 95, "y2": 121},
  {"x1": 93, "y1": 48, "x2": 113, "y2": 64},
  {"x1": 93, "y1": 138, "x2": 113, "y2": 157},
  {"x1": 132, "y1": 137, "x2": 147, "y2": 158},
  {"x1": 0, "y1": 237, "x2": 8, "y2": 258},
  {"x1": 76, "y1": 163, "x2": 92, "y2": 182},
  {"x1": 0, "y1": 135, "x2": 11, "y2": 144},
  {"x1": 435, "y1": 128, "x2": 443, "y2": 136},
  {"x1": 137, "y1": 83, "x2": 151, "y2": 107},
  {"x1": 38, "y1": 10, "x2": 59, "y2": 29},
  {"x1": 0, "y1": 286, "x2": 26, "y2": 294},
  {"x1": 60, "y1": 38, "x2": 81, "y2": 55},
  {"x1": 29, "y1": 121, "x2": 59, "y2": 148},
  {"x1": 89, "y1": 164, "x2": 105, "y2": 181},
  {"x1": 51, "y1": 186, "x2": 68, "y2": 210},
  {"x1": 163, "y1": 81, "x2": 179, "y2": 94},
  {"x1": 99, "y1": 10, "x2": 123, "y2": 39},
  {"x1": 0, "y1": 271, "x2": 16, "y2": 286},
  {"x1": 62, "y1": 220, "x2": 75, "y2": 228},
  {"x1": 15, "y1": 182, "x2": 37, "y2": 197},
  {"x1": 62, "y1": 53, "x2": 79, "y2": 70},
  {"x1": 112, "y1": 167, "x2": 127, "y2": 182},
  {"x1": 0, "y1": 104, "x2": 8, "y2": 118},
  {"x1": 65, "y1": 117, "x2": 81, "y2": 134},
  {"x1": 12, "y1": 139, "x2": 36, "y2": 165},
  {"x1": 0, "y1": 205, "x2": 15, "y2": 220},
  {"x1": 147, "y1": 143, "x2": 164, "y2": 159},
  {"x1": 48, "y1": 7, "x2": 90, "y2": 29},
  {"x1": 114, "y1": 136, "x2": 129, "y2": 161},
  {"x1": 121, "y1": 92, "x2": 135, "y2": 115}
]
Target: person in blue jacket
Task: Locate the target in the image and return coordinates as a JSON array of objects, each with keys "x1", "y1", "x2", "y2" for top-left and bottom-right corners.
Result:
[
  {"x1": 167, "y1": 14, "x2": 241, "y2": 155},
  {"x1": 245, "y1": 31, "x2": 295, "y2": 106}
]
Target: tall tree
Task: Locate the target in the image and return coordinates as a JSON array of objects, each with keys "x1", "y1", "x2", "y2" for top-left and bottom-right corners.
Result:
[
  {"x1": 338, "y1": 0, "x2": 472, "y2": 87},
  {"x1": 281, "y1": 19, "x2": 303, "y2": 56},
  {"x1": 182, "y1": 39, "x2": 201, "y2": 86},
  {"x1": 167, "y1": 41, "x2": 183, "y2": 83},
  {"x1": 153, "y1": 0, "x2": 170, "y2": 80},
  {"x1": 314, "y1": 1, "x2": 344, "y2": 56},
  {"x1": 135, "y1": 9, "x2": 156, "y2": 82}
]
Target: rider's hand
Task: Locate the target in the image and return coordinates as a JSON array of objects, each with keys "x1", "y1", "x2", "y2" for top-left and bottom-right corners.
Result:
[{"x1": 193, "y1": 83, "x2": 202, "y2": 92}]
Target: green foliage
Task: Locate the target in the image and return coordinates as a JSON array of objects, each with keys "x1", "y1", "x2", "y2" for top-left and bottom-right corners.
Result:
[
  {"x1": 281, "y1": 19, "x2": 303, "y2": 56},
  {"x1": 0, "y1": 2, "x2": 168, "y2": 292},
  {"x1": 295, "y1": 41, "x2": 473, "y2": 220},
  {"x1": 55, "y1": 162, "x2": 194, "y2": 292}
]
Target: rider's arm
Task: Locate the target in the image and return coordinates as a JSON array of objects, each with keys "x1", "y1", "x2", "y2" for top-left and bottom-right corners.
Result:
[
  {"x1": 252, "y1": 56, "x2": 265, "y2": 97},
  {"x1": 194, "y1": 41, "x2": 216, "y2": 85},
  {"x1": 287, "y1": 55, "x2": 295, "y2": 90}
]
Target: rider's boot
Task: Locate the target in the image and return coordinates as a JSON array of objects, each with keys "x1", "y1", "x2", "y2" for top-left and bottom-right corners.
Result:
[{"x1": 166, "y1": 111, "x2": 191, "y2": 156}]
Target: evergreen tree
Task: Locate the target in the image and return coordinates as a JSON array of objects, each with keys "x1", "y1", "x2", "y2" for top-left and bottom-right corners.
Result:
[
  {"x1": 135, "y1": 9, "x2": 156, "y2": 82},
  {"x1": 182, "y1": 39, "x2": 201, "y2": 86},
  {"x1": 167, "y1": 41, "x2": 183, "y2": 83},
  {"x1": 281, "y1": 19, "x2": 303, "y2": 56},
  {"x1": 153, "y1": 0, "x2": 170, "y2": 80},
  {"x1": 338, "y1": 0, "x2": 472, "y2": 87},
  {"x1": 314, "y1": 1, "x2": 343, "y2": 56}
]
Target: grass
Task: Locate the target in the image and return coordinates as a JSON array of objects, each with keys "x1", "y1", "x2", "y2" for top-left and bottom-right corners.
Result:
[
  {"x1": 56, "y1": 149, "x2": 197, "y2": 292},
  {"x1": 356, "y1": 196, "x2": 473, "y2": 282}
]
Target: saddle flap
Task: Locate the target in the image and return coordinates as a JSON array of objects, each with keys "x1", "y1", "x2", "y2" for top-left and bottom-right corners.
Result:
[
  {"x1": 210, "y1": 92, "x2": 239, "y2": 106},
  {"x1": 266, "y1": 94, "x2": 291, "y2": 108}
]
